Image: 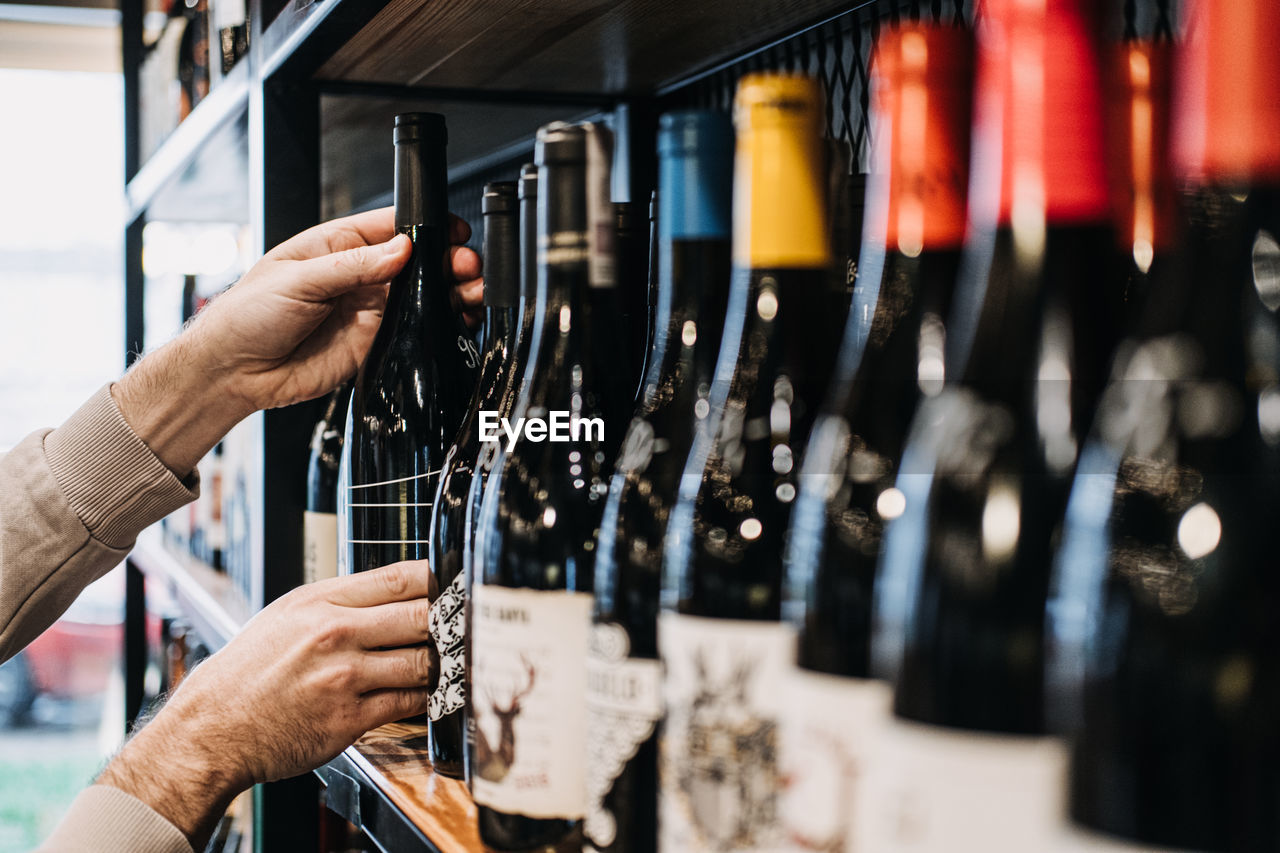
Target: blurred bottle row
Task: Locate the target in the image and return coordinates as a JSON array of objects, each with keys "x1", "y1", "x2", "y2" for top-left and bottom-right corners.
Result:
[
  {"x1": 137, "y1": 0, "x2": 249, "y2": 161},
  {"x1": 289, "y1": 0, "x2": 1279, "y2": 850}
]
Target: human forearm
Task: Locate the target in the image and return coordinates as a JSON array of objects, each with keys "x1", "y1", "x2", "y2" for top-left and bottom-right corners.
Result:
[
  {"x1": 111, "y1": 333, "x2": 253, "y2": 478},
  {"x1": 97, "y1": 705, "x2": 249, "y2": 852}
]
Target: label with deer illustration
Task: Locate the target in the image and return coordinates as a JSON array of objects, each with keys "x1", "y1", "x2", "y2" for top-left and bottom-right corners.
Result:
[
  {"x1": 658, "y1": 613, "x2": 797, "y2": 852},
  {"x1": 470, "y1": 585, "x2": 593, "y2": 819},
  {"x1": 584, "y1": 622, "x2": 663, "y2": 849},
  {"x1": 777, "y1": 669, "x2": 891, "y2": 852}
]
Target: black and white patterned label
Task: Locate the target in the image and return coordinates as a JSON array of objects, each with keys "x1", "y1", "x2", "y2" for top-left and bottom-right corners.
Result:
[
  {"x1": 428, "y1": 571, "x2": 466, "y2": 721},
  {"x1": 585, "y1": 622, "x2": 662, "y2": 848}
]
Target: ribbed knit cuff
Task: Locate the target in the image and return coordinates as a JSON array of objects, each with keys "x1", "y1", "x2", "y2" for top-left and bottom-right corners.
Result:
[
  {"x1": 43, "y1": 384, "x2": 199, "y2": 550},
  {"x1": 35, "y1": 785, "x2": 194, "y2": 853}
]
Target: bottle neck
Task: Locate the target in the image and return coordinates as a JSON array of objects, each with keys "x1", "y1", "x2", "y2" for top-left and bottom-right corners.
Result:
[
  {"x1": 481, "y1": 304, "x2": 520, "y2": 352},
  {"x1": 1109, "y1": 40, "x2": 1177, "y2": 263},
  {"x1": 734, "y1": 120, "x2": 829, "y2": 270},
  {"x1": 532, "y1": 158, "x2": 588, "y2": 362},
  {"x1": 969, "y1": 0, "x2": 1109, "y2": 233},
  {"x1": 866, "y1": 21, "x2": 973, "y2": 254},
  {"x1": 1174, "y1": 0, "x2": 1280, "y2": 187},
  {"x1": 388, "y1": 133, "x2": 451, "y2": 323},
  {"x1": 649, "y1": 128, "x2": 733, "y2": 388}
]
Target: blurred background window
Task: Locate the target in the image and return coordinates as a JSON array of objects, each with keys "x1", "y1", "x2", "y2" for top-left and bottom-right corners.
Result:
[{"x1": 0, "y1": 6, "x2": 126, "y2": 848}]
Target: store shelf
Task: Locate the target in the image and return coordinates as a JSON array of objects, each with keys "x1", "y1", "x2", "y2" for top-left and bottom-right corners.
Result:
[
  {"x1": 315, "y1": 0, "x2": 857, "y2": 95},
  {"x1": 319, "y1": 93, "x2": 602, "y2": 220},
  {"x1": 318, "y1": 722, "x2": 482, "y2": 853},
  {"x1": 128, "y1": 528, "x2": 251, "y2": 651},
  {"x1": 126, "y1": 59, "x2": 251, "y2": 224},
  {"x1": 259, "y1": 0, "x2": 391, "y2": 82}
]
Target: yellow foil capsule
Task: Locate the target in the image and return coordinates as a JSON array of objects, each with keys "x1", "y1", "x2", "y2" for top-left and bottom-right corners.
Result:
[{"x1": 732, "y1": 73, "x2": 831, "y2": 269}]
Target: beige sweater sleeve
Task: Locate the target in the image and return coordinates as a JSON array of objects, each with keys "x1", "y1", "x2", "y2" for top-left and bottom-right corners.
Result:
[
  {"x1": 1, "y1": 385, "x2": 199, "y2": 853},
  {"x1": 33, "y1": 786, "x2": 195, "y2": 853},
  {"x1": 0, "y1": 384, "x2": 197, "y2": 663}
]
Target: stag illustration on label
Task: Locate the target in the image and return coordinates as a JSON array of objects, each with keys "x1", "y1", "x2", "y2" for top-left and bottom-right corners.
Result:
[
  {"x1": 427, "y1": 571, "x2": 466, "y2": 721},
  {"x1": 473, "y1": 655, "x2": 536, "y2": 783},
  {"x1": 471, "y1": 587, "x2": 593, "y2": 817},
  {"x1": 585, "y1": 622, "x2": 662, "y2": 847}
]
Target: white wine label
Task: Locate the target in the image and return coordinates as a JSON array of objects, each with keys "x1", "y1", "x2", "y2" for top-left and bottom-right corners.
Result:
[
  {"x1": 585, "y1": 622, "x2": 663, "y2": 847},
  {"x1": 302, "y1": 510, "x2": 338, "y2": 584},
  {"x1": 856, "y1": 715, "x2": 1069, "y2": 852},
  {"x1": 658, "y1": 613, "x2": 797, "y2": 853},
  {"x1": 471, "y1": 585, "x2": 593, "y2": 819},
  {"x1": 777, "y1": 669, "x2": 892, "y2": 852},
  {"x1": 428, "y1": 571, "x2": 466, "y2": 721}
]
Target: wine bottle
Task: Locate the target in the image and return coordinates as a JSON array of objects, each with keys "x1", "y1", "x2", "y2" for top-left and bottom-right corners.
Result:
[
  {"x1": 212, "y1": 0, "x2": 247, "y2": 76},
  {"x1": 464, "y1": 165, "x2": 540, "y2": 585},
  {"x1": 658, "y1": 74, "x2": 838, "y2": 853},
  {"x1": 586, "y1": 110, "x2": 734, "y2": 853},
  {"x1": 345, "y1": 113, "x2": 479, "y2": 576},
  {"x1": 1105, "y1": 34, "x2": 1177, "y2": 328},
  {"x1": 470, "y1": 121, "x2": 620, "y2": 850},
  {"x1": 635, "y1": 191, "x2": 659, "y2": 397},
  {"x1": 1049, "y1": 0, "x2": 1280, "y2": 848},
  {"x1": 779, "y1": 20, "x2": 973, "y2": 850},
  {"x1": 863, "y1": 0, "x2": 1124, "y2": 847},
  {"x1": 617, "y1": 200, "x2": 651, "y2": 398},
  {"x1": 427, "y1": 181, "x2": 520, "y2": 778},
  {"x1": 305, "y1": 380, "x2": 351, "y2": 584}
]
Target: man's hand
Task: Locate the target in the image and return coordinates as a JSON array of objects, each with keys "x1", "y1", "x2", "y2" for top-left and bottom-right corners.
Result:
[
  {"x1": 98, "y1": 561, "x2": 438, "y2": 850},
  {"x1": 112, "y1": 207, "x2": 483, "y2": 475}
]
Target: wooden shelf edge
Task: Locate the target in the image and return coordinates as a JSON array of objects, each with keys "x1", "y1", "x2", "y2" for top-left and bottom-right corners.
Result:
[
  {"x1": 260, "y1": 0, "x2": 391, "y2": 83},
  {"x1": 125, "y1": 59, "x2": 251, "y2": 223},
  {"x1": 317, "y1": 722, "x2": 484, "y2": 853},
  {"x1": 128, "y1": 527, "x2": 250, "y2": 651},
  {"x1": 317, "y1": 750, "x2": 443, "y2": 853}
]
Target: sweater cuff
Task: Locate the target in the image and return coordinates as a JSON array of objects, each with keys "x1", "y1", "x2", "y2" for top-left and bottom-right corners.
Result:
[
  {"x1": 43, "y1": 384, "x2": 199, "y2": 550},
  {"x1": 36, "y1": 785, "x2": 194, "y2": 853}
]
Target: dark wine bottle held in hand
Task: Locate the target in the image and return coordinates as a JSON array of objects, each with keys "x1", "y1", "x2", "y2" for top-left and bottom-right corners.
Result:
[
  {"x1": 346, "y1": 113, "x2": 478, "y2": 578},
  {"x1": 427, "y1": 182, "x2": 520, "y2": 778}
]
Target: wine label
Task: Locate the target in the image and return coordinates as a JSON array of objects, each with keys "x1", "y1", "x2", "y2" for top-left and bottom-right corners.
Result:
[
  {"x1": 584, "y1": 622, "x2": 663, "y2": 848},
  {"x1": 303, "y1": 510, "x2": 338, "y2": 584},
  {"x1": 471, "y1": 585, "x2": 592, "y2": 819},
  {"x1": 855, "y1": 714, "x2": 1069, "y2": 852},
  {"x1": 427, "y1": 571, "x2": 466, "y2": 721},
  {"x1": 777, "y1": 669, "x2": 892, "y2": 853},
  {"x1": 658, "y1": 613, "x2": 797, "y2": 852}
]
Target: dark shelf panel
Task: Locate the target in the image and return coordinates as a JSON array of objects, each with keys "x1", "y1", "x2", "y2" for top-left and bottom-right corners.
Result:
[
  {"x1": 318, "y1": 721, "x2": 482, "y2": 853},
  {"x1": 320, "y1": 92, "x2": 602, "y2": 221},
  {"x1": 126, "y1": 60, "x2": 251, "y2": 223},
  {"x1": 128, "y1": 528, "x2": 251, "y2": 651},
  {"x1": 315, "y1": 0, "x2": 856, "y2": 95}
]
